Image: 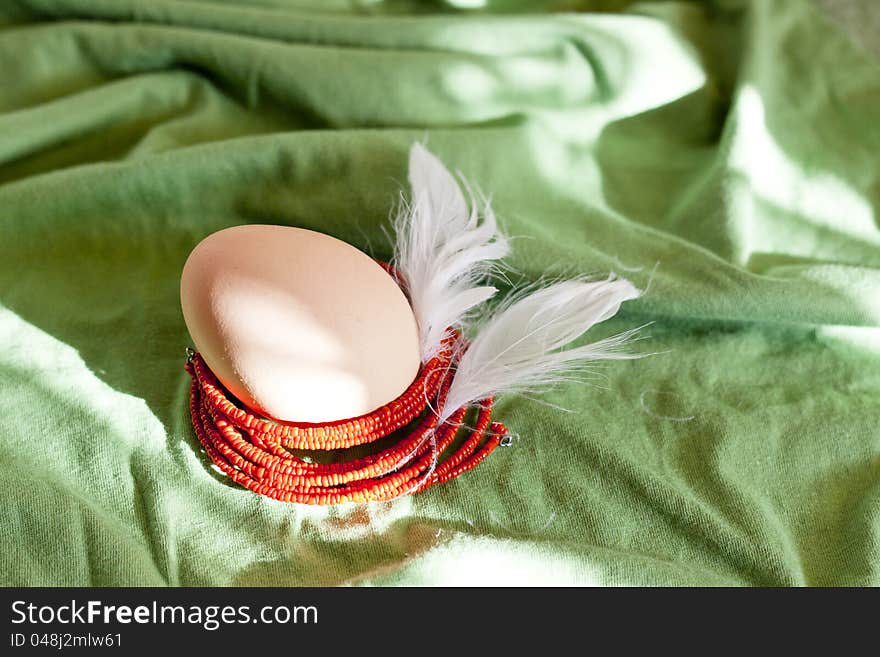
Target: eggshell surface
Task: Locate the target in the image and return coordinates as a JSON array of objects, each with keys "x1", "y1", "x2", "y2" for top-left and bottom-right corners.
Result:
[{"x1": 181, "y1": 224, "x2": 421, "y2": 423}]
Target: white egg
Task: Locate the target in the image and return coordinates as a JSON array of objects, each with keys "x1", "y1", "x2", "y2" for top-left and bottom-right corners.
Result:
[{"x1": 180, "y1": 224, "x2": 421, "y2": 423}]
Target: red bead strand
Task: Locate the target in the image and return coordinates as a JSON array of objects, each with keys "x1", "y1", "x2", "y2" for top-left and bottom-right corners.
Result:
[{"x1": 185, "y1": 338, "x2": 507, "y2": 505}]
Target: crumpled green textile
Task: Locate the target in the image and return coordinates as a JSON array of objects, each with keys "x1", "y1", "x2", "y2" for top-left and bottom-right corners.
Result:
[{"x1": 1, "y1": 0, "x2": 878, "y2": 587}]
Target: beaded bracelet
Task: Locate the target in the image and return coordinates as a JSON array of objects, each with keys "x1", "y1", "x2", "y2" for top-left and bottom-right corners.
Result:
[{"x1": 185, "y1": 328, "x2": 509, "y2": 504}]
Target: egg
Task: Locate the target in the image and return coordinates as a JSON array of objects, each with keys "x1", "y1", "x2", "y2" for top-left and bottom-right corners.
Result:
[{"x1": 180, "y1": 224, "x2": 421, "y2": 423}]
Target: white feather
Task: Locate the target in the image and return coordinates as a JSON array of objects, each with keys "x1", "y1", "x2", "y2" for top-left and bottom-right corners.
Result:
[
  {"x1": 439, "y1": 276, "x2": 642, "y2": 422},
  {"x1": 394, "y1": 143, "x2": 509, "y2": 361}
]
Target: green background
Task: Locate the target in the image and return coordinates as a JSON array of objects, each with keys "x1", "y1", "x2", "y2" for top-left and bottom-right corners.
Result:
[{"x1": 1, "y1": 0, "x2": 878, "y2": 586}]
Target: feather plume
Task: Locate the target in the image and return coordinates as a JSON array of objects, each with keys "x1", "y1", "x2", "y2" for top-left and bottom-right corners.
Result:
[
  {"x1": 394, "y1": 143, "x2": 509, "y2": 361},
  {"x1": 439, "y1": 276, "x2": 642, "y2": 422}
]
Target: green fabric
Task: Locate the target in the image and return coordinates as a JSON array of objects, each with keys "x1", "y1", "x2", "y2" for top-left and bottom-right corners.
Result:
[{"x1": 1, "y1": 0, "x2": 878, "y2": 587}]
